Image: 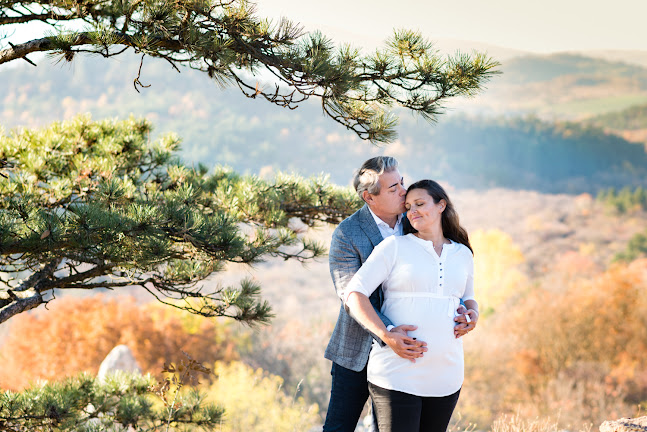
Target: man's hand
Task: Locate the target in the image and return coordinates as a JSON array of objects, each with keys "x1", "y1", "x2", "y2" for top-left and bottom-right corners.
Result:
[
  {"x1": 383, "y1": 325, "x2": 427, "y2": 362},
  {"x1": 454, "y1": 305, "x2": 479, "y2": 338}
]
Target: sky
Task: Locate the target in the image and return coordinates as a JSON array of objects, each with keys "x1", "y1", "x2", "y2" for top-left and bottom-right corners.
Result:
[
  {"x1": 3, "y1": 1, "x2": 645, "y2": 55},
  {"x1": 253, "y1": 0, "x2": 647, "y2": 54}
]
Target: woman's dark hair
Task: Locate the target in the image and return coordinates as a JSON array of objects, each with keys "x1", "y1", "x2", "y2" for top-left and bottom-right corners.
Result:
[{"x1": 404, "y1": 180, "x2": 473, "y2": 254}]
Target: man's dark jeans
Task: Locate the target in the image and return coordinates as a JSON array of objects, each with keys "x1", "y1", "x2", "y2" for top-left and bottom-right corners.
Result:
[{"x1": 323, "y1": 362, "x2": 370, "y2": 432}]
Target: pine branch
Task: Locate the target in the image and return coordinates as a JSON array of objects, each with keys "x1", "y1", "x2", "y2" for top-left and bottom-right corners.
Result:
[{"x1": 0, "y1": 1, "x2": 499, "y2": 143}]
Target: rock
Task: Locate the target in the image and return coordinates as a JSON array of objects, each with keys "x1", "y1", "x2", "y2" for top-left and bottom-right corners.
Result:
[
  {"x1": 97, "y1": 345, "x2": 142, "y2": 381},
  {"x1": 600, "y1": 417, "x2": 647, "y2": 432}
]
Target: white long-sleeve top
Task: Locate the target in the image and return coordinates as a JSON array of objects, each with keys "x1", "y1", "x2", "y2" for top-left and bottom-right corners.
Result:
[{"x1": 344, "y1": 233, "x2": 475, "y2": 397}]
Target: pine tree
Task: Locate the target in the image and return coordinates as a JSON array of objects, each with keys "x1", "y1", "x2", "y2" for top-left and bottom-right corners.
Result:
[
  {"x1": 615, "y1": 230, "x2": 647, "y2": 262},
  {"x1": 0, "y1": 366, "x2": 223, "y2": 431},
  {"x1": 0, "y1": 115, "x2": 361, "y2": 324},
  {"x1": 0, "y1": 0, "x2": 498, "y2": 143},
  {"x1": 632, "y1": 186, "x2": 647, "y2": 211},
  {"x1": 0, "y1": 1, "x2": 499, "y2": 324}
]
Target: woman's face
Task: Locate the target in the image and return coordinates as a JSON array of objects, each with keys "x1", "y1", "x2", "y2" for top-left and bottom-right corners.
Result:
[{"x1": 405, "y1": 188, "x2": 445, "y2": 232}]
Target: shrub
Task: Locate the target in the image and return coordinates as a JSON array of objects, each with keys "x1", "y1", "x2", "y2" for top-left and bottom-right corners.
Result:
[
  {"x1": 203, "y1": 361, "x2": 319, "y2": 432},
  {"x1": 0, "y1": 295, "x2": 239, "y2": 390}
]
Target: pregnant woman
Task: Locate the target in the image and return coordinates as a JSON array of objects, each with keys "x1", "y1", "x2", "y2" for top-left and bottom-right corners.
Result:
[{"x1": 344, "y1": 179, "x2": 479, "y2": 432}]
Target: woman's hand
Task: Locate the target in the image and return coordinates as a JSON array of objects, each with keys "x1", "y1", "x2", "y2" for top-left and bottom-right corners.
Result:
[
  {"x1": 454, "y1": 303, "x2": 479, "y2": 338},
  {"x1": 384, "y1": 325, "x2": 428, "y2": 362}
]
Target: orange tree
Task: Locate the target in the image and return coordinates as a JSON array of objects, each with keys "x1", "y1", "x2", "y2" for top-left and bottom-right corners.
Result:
[
  {"x1": 504, "y1": 258, "x2": 647, "y2": 425},
  {"x1": 0, "y1": 295, "x2": 239, "y2": 390}
]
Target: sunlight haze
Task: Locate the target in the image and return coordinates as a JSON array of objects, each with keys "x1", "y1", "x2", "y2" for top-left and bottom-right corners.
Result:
[{"x1": 254, "y1": 0, "x2": 647, "y2": 53}]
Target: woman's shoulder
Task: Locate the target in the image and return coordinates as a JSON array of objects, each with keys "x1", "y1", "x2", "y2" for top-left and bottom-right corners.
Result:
[
  {"x1": 455, "y1": 242, "x2": 474, "y2": 260},
  {"x1": 372, "y1": 233, "x2": 408, "y2": 255},
  {"x1": 376, "y1": 234, "x2": 400, "y2": 249}
]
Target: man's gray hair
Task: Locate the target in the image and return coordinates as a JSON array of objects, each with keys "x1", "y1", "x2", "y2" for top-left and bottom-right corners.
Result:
[{"x1": 353, "y1": 156, "x2": 399, "y2": 202}]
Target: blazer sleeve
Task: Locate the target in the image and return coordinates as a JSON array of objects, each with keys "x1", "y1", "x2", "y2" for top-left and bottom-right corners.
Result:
[{"x1": 329, "y1": 227, "x2": 361, "y2": 302}]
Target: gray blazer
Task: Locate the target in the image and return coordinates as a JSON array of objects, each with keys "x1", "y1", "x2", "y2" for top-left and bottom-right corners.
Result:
[{"x1": 324, "y1": 204, "x2": 394, "y2": 372}]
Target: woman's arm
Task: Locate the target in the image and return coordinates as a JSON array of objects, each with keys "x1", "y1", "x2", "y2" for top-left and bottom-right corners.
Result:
[
  {"x1": 330, "y1": 229, "x2": 394, "y2": 331},
  {"x1": 454, "y1": 249, "x2": 478, "y2": 338},
  {"x1": 346, "y1": 292, "x2": 426, "y2": 362}
]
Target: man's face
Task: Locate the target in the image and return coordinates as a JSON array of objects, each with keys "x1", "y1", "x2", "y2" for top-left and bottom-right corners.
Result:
[{"x1": 364, "y1": 169, "x2": 406, "y2": 217}]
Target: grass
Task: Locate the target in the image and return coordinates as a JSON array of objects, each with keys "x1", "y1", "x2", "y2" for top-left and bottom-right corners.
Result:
[{"x1": 490, "y1": 414, "x2": 593, "y2": 432}]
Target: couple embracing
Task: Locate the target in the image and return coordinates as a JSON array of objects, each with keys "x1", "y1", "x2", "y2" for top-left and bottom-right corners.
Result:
[{"x1": 323, "y1": 156, "x2": 479, "y2": 432}]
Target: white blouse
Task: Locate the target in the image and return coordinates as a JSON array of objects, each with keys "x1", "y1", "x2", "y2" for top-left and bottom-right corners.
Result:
[{"x1": 344, "y1": 233, "x2": 474, "y2": 397}]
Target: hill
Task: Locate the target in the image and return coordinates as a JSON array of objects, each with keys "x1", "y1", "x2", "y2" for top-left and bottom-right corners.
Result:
[
  {"x1": 590, "y1": 103, "x2": 647, "y2": 130},
  {"x1": 581, "y1": 49, "x2": 647, "y2": 68},
  {"x1": 585, "y1": 103, "x2": 647, "y2": 144},
  {"x1": 456, "y1": 53, "x2": 647, "y2": 119},
  {"x1": 2, "y1": 53, "x2": 647, "y2": 194},
  {"x1": 501, "y1": 53, "x2": 647, "y2": 85}
]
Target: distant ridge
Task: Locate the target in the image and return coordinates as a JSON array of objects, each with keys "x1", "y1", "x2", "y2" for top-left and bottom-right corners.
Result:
[
  {"x1": 431, "y1": 38, "x2": 527, "y2": 60},
  {"x1": 499, "y1": 52, "x2": 647, "y2": 84},
  {"x1": 579, "y1": 49, "x2": 647, "y2": 68}
]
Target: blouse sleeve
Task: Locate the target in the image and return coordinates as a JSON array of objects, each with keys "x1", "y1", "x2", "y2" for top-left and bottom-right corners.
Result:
[
  {"x1": 343, "y1": 235, "x2": 398, "y2": 303},
  {"x1": 461, "y1": 250, "x2": 475, "y2": 302}
]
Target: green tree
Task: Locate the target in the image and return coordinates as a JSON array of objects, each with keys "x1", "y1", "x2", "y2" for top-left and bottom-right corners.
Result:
[
  {"x1": 615, "y1": 230, "x2": 647, "y2": 262},
  {"x1": 0, "y1": 0, "x2": 498, "y2": 143},
  {"x1": 0, "y1": 115, "x2": 360, "y2": 324},
  {"x1": 633, "y1": 186, "x2": 647, "y2": 210},
  {"x1": 0, "y1": 367, "x2": 222, "y2": 431}
]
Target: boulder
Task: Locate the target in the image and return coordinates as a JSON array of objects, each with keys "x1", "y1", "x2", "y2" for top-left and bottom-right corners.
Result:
[
  {"x1": 97, "y1": 345, "x2": 142, "y2": 381},
  {"x1": 600, "y1": 417, "x2": 647, "y2": 432}
]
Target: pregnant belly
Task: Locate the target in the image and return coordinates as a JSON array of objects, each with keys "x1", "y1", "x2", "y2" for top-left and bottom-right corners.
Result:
[
  {"x1": 369, "y1": 296, "x2": 464, "y2": 396},
  {"x1": 382, "y1": 297, "x2": 462, "y2": 359}
]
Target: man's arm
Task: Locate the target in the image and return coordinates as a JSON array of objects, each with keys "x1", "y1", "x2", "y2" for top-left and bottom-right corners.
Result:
[{"x1": 346, "y1": 292, "x2": 425, "y2": 362}]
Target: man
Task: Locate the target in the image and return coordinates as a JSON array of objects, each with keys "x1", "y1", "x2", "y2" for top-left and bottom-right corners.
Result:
[{"x1": 323, "y1": 156, "x2": 428, "y2": 432}]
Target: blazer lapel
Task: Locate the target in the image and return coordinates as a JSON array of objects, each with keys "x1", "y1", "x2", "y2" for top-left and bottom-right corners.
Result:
[{"x1": 358, "y1": 205, "x2": 384, "y2": 248}]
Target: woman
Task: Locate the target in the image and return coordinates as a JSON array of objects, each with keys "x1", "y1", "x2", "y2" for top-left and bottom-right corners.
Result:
[{"x1": 344, "y1": 179, "x2": 479, "y2": 432}]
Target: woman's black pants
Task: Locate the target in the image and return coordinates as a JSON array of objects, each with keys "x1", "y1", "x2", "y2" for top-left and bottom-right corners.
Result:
[{"x1": 368, "y1": 383, "x2": 461, "y2": 432}]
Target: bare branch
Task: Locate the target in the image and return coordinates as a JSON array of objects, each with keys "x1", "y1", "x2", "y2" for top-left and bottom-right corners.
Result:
[
  {"x1": 0, "y1": 12, "x2": 77, "y2": 25},
  {"x1": 0, "y1": 289, "x2": 43, "y2": 324}
]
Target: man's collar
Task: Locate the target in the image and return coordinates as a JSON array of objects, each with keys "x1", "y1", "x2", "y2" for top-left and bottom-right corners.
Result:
[{"x1": 367, "y1": 206, "x2": 403, "y2": 229}]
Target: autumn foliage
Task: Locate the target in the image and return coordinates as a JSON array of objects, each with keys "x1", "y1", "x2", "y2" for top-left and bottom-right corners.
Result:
[
  {"x1": 0, "y1": 295, "x2": 239, "y2": 390},
  {"x1": 461, "y1": 256, "x2": 647, "y2": 427},
  {"x1": 471, "y1": 229, "x2": 527, "y2": 315}
]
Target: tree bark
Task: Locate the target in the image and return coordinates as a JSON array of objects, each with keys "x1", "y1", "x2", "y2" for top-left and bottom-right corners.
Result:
[
  {"x1": 0, "y1": 290, "x2": 43, "y2": 324},
  {"x1": 0, "y1": 37, "x2": 53, "y2": 65},
  {"x1": 0, "y1": 258, "x2": 62, "y2": 323},
  {"x1": 0, "y1": 13, "x2": 76, "y2": 25}
]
